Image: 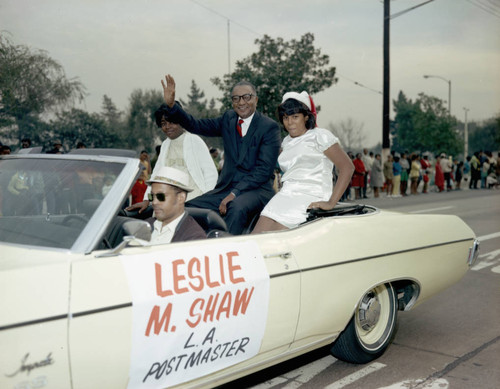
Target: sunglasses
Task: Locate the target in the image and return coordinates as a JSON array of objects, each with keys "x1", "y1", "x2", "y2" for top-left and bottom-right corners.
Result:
[{"x1": 148, "y1": 193, "x2": 167, "y2": 202}]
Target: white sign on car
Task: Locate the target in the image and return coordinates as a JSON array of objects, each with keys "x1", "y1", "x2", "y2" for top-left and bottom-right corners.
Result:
[{"x1": 121, "y1": 240, "x2": 270, "y2": 388}]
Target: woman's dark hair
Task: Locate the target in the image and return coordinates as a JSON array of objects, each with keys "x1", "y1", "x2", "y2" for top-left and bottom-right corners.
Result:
[
  {"x1": 154, "y1": 104, "x2": 169, "y2": 127},
  {"x1": 277, "y1": 99, "x2": 316, "y2": 130},
  {"x1": 154, "y1": 102, "x2": 183, "y2": 127}
]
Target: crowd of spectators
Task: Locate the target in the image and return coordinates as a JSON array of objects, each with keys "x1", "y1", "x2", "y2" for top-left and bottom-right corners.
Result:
[
  {"x1": 3, "y1": 136, "x2": 498, "y2": 206},
  {"x1": 336, "y1": 148, "x2": 500, "y2": 201},
  {"x1": 0, "y1": 138, "x2": 87, "y2": 155}
]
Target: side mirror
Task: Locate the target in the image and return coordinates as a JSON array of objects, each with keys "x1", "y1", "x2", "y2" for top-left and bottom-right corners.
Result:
[
  {"x1": 96, "y1": 220, "x2": 151, "y2": 258},
  {"x1": 123, "y1": 220, "x2": 152, "y2": 242}
]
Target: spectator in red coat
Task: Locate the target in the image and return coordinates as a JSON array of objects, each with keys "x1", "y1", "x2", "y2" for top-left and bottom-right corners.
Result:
[
  {"x1": 130, "y1": 168, "x2": 148, "y2": 205},
  {"x1": 434, "y1": 155, "x2": 445, "y2": 192},
  {"x1": 351, "y1": 153, "x2": 366, "y2": 199}
]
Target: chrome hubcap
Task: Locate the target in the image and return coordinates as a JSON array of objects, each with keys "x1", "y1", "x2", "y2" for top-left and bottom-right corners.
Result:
[{"x1": 358, "y1": 292, "x2": 381, "y2": 332}]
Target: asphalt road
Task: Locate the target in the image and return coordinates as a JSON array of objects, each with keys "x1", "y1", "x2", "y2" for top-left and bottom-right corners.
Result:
[{"x1": 222, "y1": 188, "x2": 500, "y2": 389}]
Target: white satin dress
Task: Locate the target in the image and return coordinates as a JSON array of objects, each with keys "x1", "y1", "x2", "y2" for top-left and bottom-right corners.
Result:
[{"x1": 260, "y1": 127, "x2": 339, "y2": 228}]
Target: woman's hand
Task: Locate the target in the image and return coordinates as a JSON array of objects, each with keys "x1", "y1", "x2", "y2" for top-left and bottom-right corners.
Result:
[
  {"x1": 308, "y1": 200, "x2": 336, "y2": 211},
  {"x1": 161, "y1": 74, "x2": 176, "y2": 108}
]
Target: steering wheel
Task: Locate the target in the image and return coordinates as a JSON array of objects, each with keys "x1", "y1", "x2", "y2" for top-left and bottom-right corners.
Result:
[{"x1": 62, "y1": 214, "x2": 88, "y2": 226}]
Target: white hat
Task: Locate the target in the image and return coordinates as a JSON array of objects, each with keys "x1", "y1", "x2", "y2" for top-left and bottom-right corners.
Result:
[
  {"x1": 146, "y1": 166, "x2": 193, "y2": 192},
  {"x1": 281, "y1": 91, "x2": 311, "y2": 110}
]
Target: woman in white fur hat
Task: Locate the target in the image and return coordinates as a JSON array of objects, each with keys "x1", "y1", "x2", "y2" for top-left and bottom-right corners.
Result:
[{"x1": 252, "y1": 91, "x2": 354, "y2": 233}]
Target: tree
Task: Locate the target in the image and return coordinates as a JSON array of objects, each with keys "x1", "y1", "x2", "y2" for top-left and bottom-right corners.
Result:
[
  {"x1": 100, "y1": 94, "x2": 126, "y2": 147},
  {"x1": 0, "y1": 35, "x2": 86, "y2": 142},
  {"x1": 392, "y1": 91, "x2": 461, "y2": 156},
  {"x1": 124, "y1": 89, "x2": 164, "y2": 151},
  {"x1": 467, "y1": 115, "x2": 500, "y2": 154},
  {"x1": 180, "y1": 80, "x2": 219, "y2": 119},
  {"x1": 48, "y1": 108, "x2": 120, "y2": 150},
  {"x1": 211, "y1": 33, "x2": 337, "y2": 121},
  {"x1": 180, "y1": 80, "x2": 222, "y2": 150},
  {"x1": 101, "y1": 94, "x2": 122, "y2": 129},
  {"x1": 328, "y1": 118, "x2": 367, "y2": 151}
]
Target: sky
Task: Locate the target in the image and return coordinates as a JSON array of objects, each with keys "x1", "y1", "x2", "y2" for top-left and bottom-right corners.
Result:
[{"x1": 1, "y1": 0, "x2": 499, "y2": 148}]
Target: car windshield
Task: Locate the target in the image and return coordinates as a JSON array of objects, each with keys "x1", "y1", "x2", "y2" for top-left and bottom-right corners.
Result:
[{"x1": 0, "y1": 157, "x2": 125, "y2": 249}]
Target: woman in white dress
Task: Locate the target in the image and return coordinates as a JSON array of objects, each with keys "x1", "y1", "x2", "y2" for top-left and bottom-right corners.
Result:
[{"x1": 252, "y1": 91, "x2": 354, "y2": 233}]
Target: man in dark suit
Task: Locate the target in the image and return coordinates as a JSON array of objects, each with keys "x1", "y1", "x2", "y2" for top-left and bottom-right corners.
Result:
[
  {"x1": 147, "y1": 166, "x2": 205, "y2": 244},
  {"x1": 161, "y1": 74, "x2": 281, "y2": 235}
]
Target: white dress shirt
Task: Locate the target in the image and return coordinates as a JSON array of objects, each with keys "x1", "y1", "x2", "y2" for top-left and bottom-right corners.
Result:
[
  {"x1": 149, "y1": 212, "x2": 185, "y2": 245},
  {"x1": 238, "y1": 113, "x2": 255, "y2": 137}
]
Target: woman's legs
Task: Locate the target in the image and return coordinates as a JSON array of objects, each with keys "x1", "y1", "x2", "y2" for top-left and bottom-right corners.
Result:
[
  {"x1": 386, "y1": 179, "x2": 393, "y2": 196},
  {"x1": 411, "y1": 178, "x2": 418, "y2": 194},
  {"x1": 252, "y1": 215, "x2": 288, "y2": 234}
]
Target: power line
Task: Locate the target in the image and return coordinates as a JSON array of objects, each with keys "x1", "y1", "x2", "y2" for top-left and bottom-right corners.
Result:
[
  {"x1": 188, "y1": 0, "x2": 261, "y2": 36},
  {"x1": 389, "y1": 0, "x2": 436, "y2": 19},
  {"x1": 337, "y1": 73, "x2": 383, "y2": 95},
  {"x1": 465, "y1": 0, "x2": 500, "y2": 17},
  {"x1": 472, "y1": 0, "x2": 500, "y2": 13},
  {"x1": 486, "y1": 0, "x2": 500, "y2": 8}
]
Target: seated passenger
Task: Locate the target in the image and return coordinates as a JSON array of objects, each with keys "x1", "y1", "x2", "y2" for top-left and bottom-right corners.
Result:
[
  {"x1": 252, "y1": 91, "x2": 354, "y2": 233},
  {"x1": 160, "y1": 74, "x2": 281, "y2": 235},
  {"x1": 147, "y1": 167, "x2": 205, "y2": 244},
  {"x1": 127, "y1": 103, "x2": 218, "y2": 213}
]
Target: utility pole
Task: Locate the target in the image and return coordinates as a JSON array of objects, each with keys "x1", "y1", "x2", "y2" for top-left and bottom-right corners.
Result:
[
  {"x1": 382, "y1": 0, "x2": 435, "y2": 161},
  {"x1": 382, "y1": 0, "x2": 391, "y2": 162},
  {"x1": 463, "y1": 107, "x2": 469, "y2": 158},
  {"x1": 227, "y1": 20, "x2": 231, "y2": 74}
]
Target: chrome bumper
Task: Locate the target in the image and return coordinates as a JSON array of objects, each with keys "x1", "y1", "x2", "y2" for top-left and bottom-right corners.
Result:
[{"x1": 467, "y1": 239, "x2": 480, "y2": 267}]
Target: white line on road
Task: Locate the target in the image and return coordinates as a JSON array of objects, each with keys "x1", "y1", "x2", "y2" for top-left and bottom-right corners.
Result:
[
  {"x1": 251, "y1": 376, "x2": 288, "y2": 388},
  {"x1": 471, "y1": 249, "x2": 500, "y2": 271},
  {"x1": 251, "y1": 356, "x2": 335, "y2": 389},
  {"x1": 378, "y1": 377, "x2": 449, "y2": 389},
  {"x1": 409, "y1": 206, "x2": 454, "y2": 214},
  {"x1": 477, "y1": 231, "x2": 500, "y2": 241},
  {"x1": 283, "y1": 356, "x2": 336, "y2": 386},
  {"x1": 324, "y1": 362, "x2": 386, "y2": 389}
]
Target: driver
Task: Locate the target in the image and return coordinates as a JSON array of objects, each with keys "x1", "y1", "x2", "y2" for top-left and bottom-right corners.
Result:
[{"x1": 147, "y1": 167, "x2": 205, "y2": 244}]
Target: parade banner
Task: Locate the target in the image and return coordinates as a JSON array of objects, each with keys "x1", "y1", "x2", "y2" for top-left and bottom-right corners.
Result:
[{"x1": 121, "y1": 240, "x2": 270, "y2": 388}]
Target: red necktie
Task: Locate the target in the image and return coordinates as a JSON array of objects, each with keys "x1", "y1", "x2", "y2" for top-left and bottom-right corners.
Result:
[{"x1": 236, "y1": 119, "x2": 244, "y2": 137}]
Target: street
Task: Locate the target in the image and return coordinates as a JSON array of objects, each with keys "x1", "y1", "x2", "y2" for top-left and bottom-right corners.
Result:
[{"x1": 222, "y1": 189, "x2": 500, "y2": 389}]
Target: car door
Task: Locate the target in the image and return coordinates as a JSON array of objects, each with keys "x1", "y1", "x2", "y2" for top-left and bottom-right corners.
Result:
[
  {"x1": 67, "y1": 254, "x2": 132, "y2": 389},
  {"x1": 67, "y1": 233, "x2": 300, "y2": 388},
  {"x1": 0, "y1": 247, "x2": 72, "y2": 389},
  {"x1": 254, "y1": 234, "x2": 301, "y2": 355}
]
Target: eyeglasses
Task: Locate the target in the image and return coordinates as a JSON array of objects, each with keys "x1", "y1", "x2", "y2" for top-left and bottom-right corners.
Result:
[
  {"x1": 231, "y1": 94, "x2": 255, "y2": 103},
  {"x1": 148, "y1": 192, "x2": 167, "y2": 202}
]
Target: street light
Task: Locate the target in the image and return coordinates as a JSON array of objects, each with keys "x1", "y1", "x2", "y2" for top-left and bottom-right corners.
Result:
[{"x1": 423, "y1": 75, "x2": 452, "y2": 115}]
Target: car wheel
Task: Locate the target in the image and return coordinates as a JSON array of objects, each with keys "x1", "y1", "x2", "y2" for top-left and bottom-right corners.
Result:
[{"x1": 330, "y1": 283, "x2": 397, "y2": 364}]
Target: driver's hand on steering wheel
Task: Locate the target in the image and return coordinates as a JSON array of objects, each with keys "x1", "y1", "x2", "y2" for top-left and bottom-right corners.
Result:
[{"x1": 126, "y1": 200, "x2": 150, "y2": 213}]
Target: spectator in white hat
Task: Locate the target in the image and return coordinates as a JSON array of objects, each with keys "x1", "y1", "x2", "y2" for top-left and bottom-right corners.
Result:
[
  {"x1": 147, "y1": 167, "x2": 205, "y2": 244},
  {"x1": 252, "y1": 91, "x2": 354, "y2": 233}
]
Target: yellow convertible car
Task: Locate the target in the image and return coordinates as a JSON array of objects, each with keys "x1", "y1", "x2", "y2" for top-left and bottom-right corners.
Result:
[{"x1": 0, "y1": 152, "x2": 479, "y2": 389}]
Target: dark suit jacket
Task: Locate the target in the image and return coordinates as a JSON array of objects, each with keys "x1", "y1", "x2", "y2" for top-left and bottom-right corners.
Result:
[
  {"x1": 166, "y1": 103, "x2": 281, "y2": 197},
  {"x1": 147, "y1": 213, "x2": 206, "y2": 243},
  {"x1": 172, "y1": 213, "x2": 206, "y2": 242}
]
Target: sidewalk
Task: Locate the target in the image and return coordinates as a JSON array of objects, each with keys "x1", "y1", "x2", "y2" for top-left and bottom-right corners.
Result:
[{"x1": 344, "y1": 185, "x2": 496, "y2": 210}]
